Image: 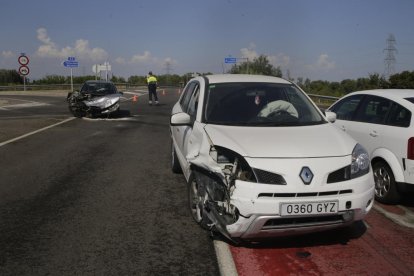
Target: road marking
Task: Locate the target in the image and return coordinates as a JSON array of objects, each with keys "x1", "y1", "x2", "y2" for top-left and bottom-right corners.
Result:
[
  {"x1": 373, "y1": 204, "x2": 414, "y2": 228},
  {"x1": 214, "y1": 240, "x2": 238, "y2": 276},
  {"x1": 0, "y1": 117, "x2": 76, "y2": 147},
  {"x1": 0, "y1": 97, "x2": 49, "y2": 110}
]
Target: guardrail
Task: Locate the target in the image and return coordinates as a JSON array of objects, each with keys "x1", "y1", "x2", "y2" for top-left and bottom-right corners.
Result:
[{"x1": 308, "y1": 93, "x2": 339, "y2": 108}]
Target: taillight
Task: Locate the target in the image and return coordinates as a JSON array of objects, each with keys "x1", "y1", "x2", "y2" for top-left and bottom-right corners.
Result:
[{"x1": 408, "y1": 137, "x2": 414, "y2": 160}]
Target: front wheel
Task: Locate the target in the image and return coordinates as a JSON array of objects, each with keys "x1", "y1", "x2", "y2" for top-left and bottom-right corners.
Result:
[
  {"x1": 188, "y1": 173, "x2": 210, "y2": 229},
  {"x1": 373, "y1": 161, "x2": 401, "y2": 204}
]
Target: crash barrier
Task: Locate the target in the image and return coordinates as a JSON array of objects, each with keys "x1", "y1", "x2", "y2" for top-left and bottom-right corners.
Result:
[{"x1": 308, "y1": 94, "x2": 339, "y2": 109}]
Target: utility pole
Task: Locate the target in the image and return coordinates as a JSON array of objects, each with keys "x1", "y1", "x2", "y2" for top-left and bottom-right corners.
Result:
[{"x1": 384, "y1": 34, "x2": 397, "y2": 78}]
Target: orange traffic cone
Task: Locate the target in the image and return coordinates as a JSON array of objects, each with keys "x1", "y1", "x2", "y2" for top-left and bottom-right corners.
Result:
[{"x1": 132, "y1": 95, "x2": 137, "y2": 102}]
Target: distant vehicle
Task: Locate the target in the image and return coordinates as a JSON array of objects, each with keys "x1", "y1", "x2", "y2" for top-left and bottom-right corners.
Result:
[
  {"x1": 67, "y1": 80, "x2": 123, "y2": 118},
  {"x1": 170, "y1": 74, "x2": 374, "y2": 241},
  {"x1": 327, "y1": 89, "x2": 414, "y2": 204}
]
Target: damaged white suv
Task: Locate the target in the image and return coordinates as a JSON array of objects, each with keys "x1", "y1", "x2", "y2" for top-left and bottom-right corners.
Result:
[{"x1": 170, "y1": 74, "x2": 374, "y2": 241}]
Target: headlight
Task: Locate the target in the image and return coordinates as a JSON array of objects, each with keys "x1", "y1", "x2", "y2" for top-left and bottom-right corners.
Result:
[
  {"x1": 209, "y1": 146, "x2": 257, "y2": 182},
  {"x1": 350, "y1": 143, "x2": 370, "y2": 178}
]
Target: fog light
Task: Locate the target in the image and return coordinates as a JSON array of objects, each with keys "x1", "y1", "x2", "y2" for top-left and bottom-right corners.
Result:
[
  {"x1": 346, "y1": 201, "x2": 352, "y2": 209},
  {"x1": 343, "y1": 210, "x2": 354, "y2": 221}
]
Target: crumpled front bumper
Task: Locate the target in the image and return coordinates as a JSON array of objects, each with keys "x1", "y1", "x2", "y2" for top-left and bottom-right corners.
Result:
[{"x1": 225, "y1": 157, "x2": 375, "y2": 239}]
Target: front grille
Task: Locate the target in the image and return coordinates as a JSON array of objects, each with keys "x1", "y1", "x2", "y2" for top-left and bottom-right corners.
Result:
[
  {"x1": 258, "y1": 189, "x2": 352, "y2": 198},
  {"x1": 262, "y1": 213, "x2": 350, "y2": 230},
  {"x1": 253, "y1": 168, "x2": 286, "y2": 185}
]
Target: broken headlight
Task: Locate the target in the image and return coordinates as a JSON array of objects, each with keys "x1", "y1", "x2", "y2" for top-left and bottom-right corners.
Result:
[{"x1": 210, "y1": 146, "x2": 257, "y2": 182}]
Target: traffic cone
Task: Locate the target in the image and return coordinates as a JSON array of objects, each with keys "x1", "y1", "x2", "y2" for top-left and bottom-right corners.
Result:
[
  {"x1": 178, "y1": 89, "x2": 181, "y2": 95},
  {"x1": 162, "y1": 89, "x2": 166, "y2": 96},
  {"x1": 132, "y1": 95, "x2": 137, "y2": 102}
]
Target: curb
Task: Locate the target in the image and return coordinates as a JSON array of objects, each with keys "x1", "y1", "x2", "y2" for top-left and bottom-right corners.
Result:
[
  {"x1": 214, "y1": 240, "x2": 238, "y2": 276},
  {"x1": 373, "y1": 203, "x2": 414, "y2": 228}
]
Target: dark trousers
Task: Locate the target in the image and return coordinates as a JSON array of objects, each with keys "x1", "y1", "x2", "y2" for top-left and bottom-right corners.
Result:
[{"x1": 148, "y1": 84, "x2": 158, "y2": 101}]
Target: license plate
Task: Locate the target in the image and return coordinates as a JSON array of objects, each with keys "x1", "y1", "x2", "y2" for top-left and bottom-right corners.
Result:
[{"x1": 280, "y1": 201, "x2": 338, "y2": 216}]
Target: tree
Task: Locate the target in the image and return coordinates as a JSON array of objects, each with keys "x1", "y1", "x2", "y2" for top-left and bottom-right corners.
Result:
[
  {"x1": 0, "y1": 69, "x2": 23, "y2": 85},
  {"x1": 389, "y1": 71, "x2": 414, "y2": 88},
  {"x1": 229, "y1": 55, "x2": 282, "y2": 77}
]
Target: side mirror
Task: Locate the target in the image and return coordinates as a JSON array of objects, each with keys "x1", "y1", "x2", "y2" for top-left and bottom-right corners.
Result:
[
  {"x1": 170, "y1": 112, "x2": 192, "y2": 126},
  {"x1": 324, "y1": 111, "x2": 337, "y2": 123}
]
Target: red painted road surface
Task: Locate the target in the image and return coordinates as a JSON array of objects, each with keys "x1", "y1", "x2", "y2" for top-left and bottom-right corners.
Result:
[{"x1": 230, "y1": 205, "x2": 414, "y2": 275}]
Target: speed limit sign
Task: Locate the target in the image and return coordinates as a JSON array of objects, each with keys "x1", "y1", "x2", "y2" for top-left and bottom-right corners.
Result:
[
  {"x1": 18, "y1": 55, "x2": 29, "y2": 65},
  {"x1": 19, "y1": 65, "x2": 30, "y2": 76}
]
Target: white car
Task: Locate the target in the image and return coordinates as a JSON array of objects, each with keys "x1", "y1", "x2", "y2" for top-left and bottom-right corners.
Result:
[
  {"x1": 327, "y1": 89, "x2": 414, "y2": 204},
  {"x1": 170, "y1": 74, "x2": 374, "y2": 241}
]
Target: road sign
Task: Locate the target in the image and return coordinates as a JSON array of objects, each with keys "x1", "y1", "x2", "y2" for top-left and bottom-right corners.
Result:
[
  {"x1": 63, "y1": 61, "x2": 79, "y2": 68},
  {"x1": 18, "y1": 55, "x2": 29, "y2": 65},
  {"x1": 224, "y1": 57, "x2": 237, "y2": 64},
  {"x1": 18, "y1": 65, "x2": 30, "y2": 75},
  {"x1": 93, "y1": 63, "x2": 111, "y2": 73}
]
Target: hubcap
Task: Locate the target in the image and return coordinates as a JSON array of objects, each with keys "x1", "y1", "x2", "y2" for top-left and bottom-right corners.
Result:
[{"x1": 374, "y1": 166, "x2": 391, "y2": 198}]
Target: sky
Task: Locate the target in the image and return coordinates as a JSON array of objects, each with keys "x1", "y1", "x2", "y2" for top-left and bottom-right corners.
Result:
[{"x1": 1, "y1": 0, "x2": 413, "y2": 81}]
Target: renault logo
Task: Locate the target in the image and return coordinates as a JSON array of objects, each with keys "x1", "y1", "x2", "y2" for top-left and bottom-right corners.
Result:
[{"x1": 300, "y1": 167, "x2": 313, "y2": 185}]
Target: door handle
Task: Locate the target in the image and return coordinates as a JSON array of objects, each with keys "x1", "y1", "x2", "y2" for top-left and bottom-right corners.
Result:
[{"x1": 370, "y1": 131, "x2": 378, "y2": 137}]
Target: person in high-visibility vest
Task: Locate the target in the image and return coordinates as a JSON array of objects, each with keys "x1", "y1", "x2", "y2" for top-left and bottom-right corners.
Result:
[{"x1": 146, "y1": 71, "x2": 159, "y2": 105}]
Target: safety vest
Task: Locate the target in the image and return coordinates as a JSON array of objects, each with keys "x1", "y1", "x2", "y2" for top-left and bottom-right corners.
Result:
[{"x1": 147, "y1": 75, "x2": 157, "y2": 84}]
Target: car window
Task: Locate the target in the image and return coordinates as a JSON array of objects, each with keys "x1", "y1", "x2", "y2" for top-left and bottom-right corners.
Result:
[
  {"x1": 187, "y1": 86, "x2": 200, "y2": 120},
  {"x1": 354, "y1": 95, "x2": 392, "y2": 124},
  {"x1": 180, "y1": 82, "x2": 197, "y2": 111},
  {"x1": 329, "y1": 94, "x2": 363, "y2": 120},
  {"x1": 387, "y1": 102, "x2": 411, "y2": 127},
  {"x1": 204, "y1": 82, "x2": 324, "y2": 126},
  {"x1": 405, "y1": 97, "x2": 414, "y2": 104}
]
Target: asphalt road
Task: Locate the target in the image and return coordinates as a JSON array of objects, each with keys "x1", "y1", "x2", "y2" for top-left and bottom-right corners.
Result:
[
  {"x1": 1, "y1": 89, "x2": 413, "y2": 275},
  {"x1": 0, "y1": 89, "x2": 220, "y2": 275}
]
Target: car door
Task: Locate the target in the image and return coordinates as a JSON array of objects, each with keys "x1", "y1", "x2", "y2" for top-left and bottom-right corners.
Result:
[
  {"x1": 347, "y1": 96, "x2": 393, "y2": 157},
  {"x1": 329, "y1": 93, "x2": 364, "y2": 132},
  {"x1": 171, "y1": 81, "x2": 200, "y2": 176}
]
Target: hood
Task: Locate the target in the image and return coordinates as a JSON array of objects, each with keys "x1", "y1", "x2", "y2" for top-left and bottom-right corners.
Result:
[
  {"x1": 204, "y1": 123, "x2": 356, "y2": 158},
  {"x1": 84, "y1": 93, "x2": 122, "y2": 108}
]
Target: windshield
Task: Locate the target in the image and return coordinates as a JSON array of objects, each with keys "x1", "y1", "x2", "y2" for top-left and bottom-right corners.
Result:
[
  {"x1": 204, "y1": 82, "x2": 325, "y2": 126},
  {"x1": 80, "y1": 82, "x2": 117, "y2": 95}
]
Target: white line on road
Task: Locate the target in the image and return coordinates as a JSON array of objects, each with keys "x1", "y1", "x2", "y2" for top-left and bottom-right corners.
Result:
[{"x1": 0, "y1": 117, "x2": 76, "y2": 148}]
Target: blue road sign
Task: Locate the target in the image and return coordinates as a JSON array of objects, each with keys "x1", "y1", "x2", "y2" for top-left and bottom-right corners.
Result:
[
  {"x1": 63, "y1": 61, "x2": 79, "y2": 68},
  {"x1": 224, "y1": 57, "x2": 237, "y2": 64}
]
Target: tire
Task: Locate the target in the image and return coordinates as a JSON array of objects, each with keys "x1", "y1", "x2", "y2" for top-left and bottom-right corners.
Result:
[
  {"x1": 373, "y1": 161, "x2": 401, "y2": 204},
  {"x1": 188, "y1": 173, "x2": 210, "y2": 229},
  {"x1": 171, "y1": 140, "x2": 182, "y2": 174}
]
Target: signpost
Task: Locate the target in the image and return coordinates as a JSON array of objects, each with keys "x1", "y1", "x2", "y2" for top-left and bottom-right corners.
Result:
[
  {"x1": 63, "y1": 57, "x2": 79, "y2": 91},
  {"x1": 224, "y1": 56, "x2": 249, "y2": 73},
  {"x1": 92, "y1": 62, "x2": 111, "y2": 81},
  {"x1": 18, "y1": 54, "x2": 29, "y2": 91},
  {"x1": 224, "y1": 57, "x2": 237, "y2": 64}
]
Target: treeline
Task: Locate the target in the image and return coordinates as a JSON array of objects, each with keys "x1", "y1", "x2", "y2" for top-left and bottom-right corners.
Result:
[
  {"x1": 0, "y1": 69, "x2": 24, "y2": 85},
  {"x1": 296, "y1": 72, "x2": 414, "y2": 97}
]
